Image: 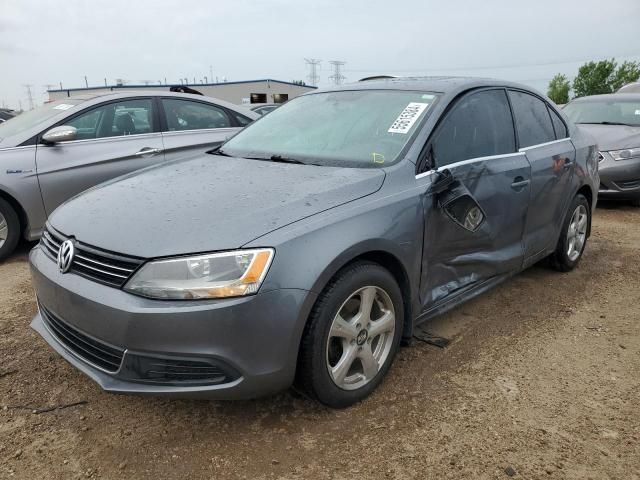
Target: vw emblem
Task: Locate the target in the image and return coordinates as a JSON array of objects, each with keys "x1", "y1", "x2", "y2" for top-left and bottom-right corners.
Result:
[{"x1": 57, "y1": 240, "x2": 75, "y2": 273}]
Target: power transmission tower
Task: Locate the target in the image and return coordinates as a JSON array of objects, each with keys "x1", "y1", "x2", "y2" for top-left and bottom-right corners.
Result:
[
  {"x1": 304, "y1": 58, "x2": 321, "y2": 86},
  {"x1": 23, "y1": 84, "x2": 35, "y2": 110},
  {"x1": 328, "y1": 61, "x2": 346, "y2": 85}
]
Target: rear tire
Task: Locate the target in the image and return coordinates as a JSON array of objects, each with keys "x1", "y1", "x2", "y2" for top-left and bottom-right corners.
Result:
[
  {"x1": 0, "y1": 198, "x2": 20, "y2": 261},
  {"x1": 550, "y1": 194, "x2": 590, "y2": 272},
  {"x1": 296, "y1": 262, "x2": 403, "y2": 408}
]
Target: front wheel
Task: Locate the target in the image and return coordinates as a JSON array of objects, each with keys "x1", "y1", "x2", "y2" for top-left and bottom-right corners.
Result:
[
  {"x1": 550, "y1": 194, "x2": 590, "y2": 272},
  {"x1": 296, "y1": 262, "x2": 403, "y2": 408},
  {"x1": 0, "y1": 198, "x2": 20, "y2": 261}
]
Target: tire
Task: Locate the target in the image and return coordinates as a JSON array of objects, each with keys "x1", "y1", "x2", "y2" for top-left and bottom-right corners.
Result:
[
  {"x1": 296, "y1": 261, "x2": 404, "y2": 408},
  {"x1": 0, "y1": 198, "x2": 20, "y2": 261},
  {"x1": 550, "y1": 194, "x2": 590, "y2": 272}
]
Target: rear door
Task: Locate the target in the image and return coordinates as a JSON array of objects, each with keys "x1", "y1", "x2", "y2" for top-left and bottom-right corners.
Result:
[
  {"x1": 159, "y1": 98, "x2": 249, "y2": 161},
  {"x1": 417, "y1": 88, "x2": 531, "y2": 309},
  {"x1": 35, "y1": 97, "x2": 165, "y2": 215},
  {"x1": 508, "y1": 90, "x2": 575, "y2": 265}
]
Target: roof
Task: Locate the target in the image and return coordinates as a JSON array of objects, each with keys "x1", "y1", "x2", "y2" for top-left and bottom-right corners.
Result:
[
  {"x1": 318, "y1": 76, "x2": 544, "y2": 96},
  {"x1": 48, "y1": 78, "x2": 316, "y2": 93},
  {"x1": 570, "y1": 93, "x2": 640, "y2": 102}
]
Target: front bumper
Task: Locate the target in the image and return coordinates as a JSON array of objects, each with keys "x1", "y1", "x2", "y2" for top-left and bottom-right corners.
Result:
[
  {"x1": 29, "y1": 246, "x2": 315, "y2": 399},
  {"x1": 598, "y1": 152, "x2": 640, "y2": 200}
]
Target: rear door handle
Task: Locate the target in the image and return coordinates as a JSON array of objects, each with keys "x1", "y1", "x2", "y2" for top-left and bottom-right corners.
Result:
[
  {"x1": 563, "y1": 158, "x2": 574, "y2": 169},
  {"x1": 135, "y1": 147, "x2": 163, "y2": 156},
  {"x1": 511, "y1": 177, "x2": 530, "y2": 190}
]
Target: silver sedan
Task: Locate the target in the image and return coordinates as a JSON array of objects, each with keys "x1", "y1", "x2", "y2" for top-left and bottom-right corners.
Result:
[{"x1": 0, "y1": 91, "x2": 258, "y2": 259}]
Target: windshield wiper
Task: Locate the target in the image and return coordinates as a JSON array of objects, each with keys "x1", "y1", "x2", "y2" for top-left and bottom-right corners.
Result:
[
  {"x1": 577, "y1": 121, "x2": 636, "y2": 127},
  {"x1": 244, "y1": 154, "x2": 312, "y2": 165},
  {"x1": 207, "y1": 146, "x2": 231, "y2": 156}
]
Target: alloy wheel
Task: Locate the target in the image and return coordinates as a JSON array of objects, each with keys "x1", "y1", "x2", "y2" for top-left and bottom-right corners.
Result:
[
  {"x1": 325, "y1": 286, "x2": 396, "y2": 390},
  {"x1": 567, "y1": 204, "x2": 588, "y2": 262},
  {"x1": 0, "y1": 211, "x2": 7, "y2": 250}
]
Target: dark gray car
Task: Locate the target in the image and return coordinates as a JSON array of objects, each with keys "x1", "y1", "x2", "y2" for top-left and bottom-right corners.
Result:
[
  {"x1": 563, "y1": 93, "x2": 640, "y2": 205},
  {"x1": 29, "y1": 77, "x2": 599, "y2": 408},
  {"x1": 0, "y1": 92, "x2": 258, "y2": 259}
]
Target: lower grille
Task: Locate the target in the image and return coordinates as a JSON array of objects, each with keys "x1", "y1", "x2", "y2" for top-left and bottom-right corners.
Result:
[
  {"x1": 40, "y1": 224, "x2": 144, "y2": 288},
  {"x1": 39, "y1": 303, "x2": 124, "y2": 373}
]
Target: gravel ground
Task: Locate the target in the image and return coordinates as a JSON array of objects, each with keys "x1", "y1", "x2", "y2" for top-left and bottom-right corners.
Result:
[{"x1": 0, "y1": 204, "x2": 638, "y2": 480}]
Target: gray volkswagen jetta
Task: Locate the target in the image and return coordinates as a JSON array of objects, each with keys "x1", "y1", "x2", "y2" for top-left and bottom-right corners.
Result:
[
  {"x1": 563, "y1": 93, "x2": 640, "y2": 206},
  {"x1": 30, "y1": 77, "x2": 599, "y2": 408}
]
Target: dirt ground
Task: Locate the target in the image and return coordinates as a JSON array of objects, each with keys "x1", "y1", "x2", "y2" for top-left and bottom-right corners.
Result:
[{"x1": 0, "y1": 204, "x2": 638, "y2": 480}]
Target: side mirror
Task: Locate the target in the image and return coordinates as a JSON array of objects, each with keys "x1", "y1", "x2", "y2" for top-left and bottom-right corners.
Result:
[
  {"x1": 429, "y1": 168, "x2": 454, "y2": 195},
  {"x1": 42, "y1": 126, "x2": 77, "y2": 144}
]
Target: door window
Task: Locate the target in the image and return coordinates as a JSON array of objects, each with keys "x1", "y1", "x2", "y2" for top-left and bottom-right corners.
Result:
[
  {"x1": 508, "y1": 91, "x2": 556, "y2": 148},
  {"x1": 548, "y1": 107, "x2": 568, "y2": 139},
  {"x1": 431, "y1": 89, "x2": 516, "y2": 167},
  {"x1": 162, "y1": 99, "x2": 231, "y2": 131},
  {"x1": 65, "y1": 99, "x2": 155, "y2": 140}
]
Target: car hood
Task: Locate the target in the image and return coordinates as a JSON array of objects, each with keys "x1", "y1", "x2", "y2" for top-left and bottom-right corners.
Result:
[
  {"x1": 577, "y1": 124, "x2": 640, "y2": 151},
  {"x1": 49, "y1": 156, "x2": 385, "y2": 258}
]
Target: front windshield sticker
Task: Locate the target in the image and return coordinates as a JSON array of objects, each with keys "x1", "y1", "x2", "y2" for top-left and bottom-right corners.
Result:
[
  {"x1": 635, "y1": 109, "x2": 640, "y2": 116},
  {"x1": 53, "y1": 104, "x2": 74, "y2": 110},
  {"x1": 388, "y1": 102, "x2": 430, "y2": 134},
  {"x1": 371, "y1": 152, "x2": 385, "y2": 164}
]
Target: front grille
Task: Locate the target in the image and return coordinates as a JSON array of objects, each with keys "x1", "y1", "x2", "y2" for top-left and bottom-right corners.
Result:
[
  {"x1": 39, "y1": 303, "x2": 124, "y2": 372},
  {"x1": 615, "y1": 178, "x2": 640, "y2": 190},
  {"x1": 40, "y1": 224, "x2": 144, "y2": 288},
  {"x1": 140, "y1": 358, "x2": 228, "y2": 383}
]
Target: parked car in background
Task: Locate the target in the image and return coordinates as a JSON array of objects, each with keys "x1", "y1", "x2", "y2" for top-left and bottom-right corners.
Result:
[
  {"x1": 617, "y1": 82, "x2": 640, "y2": 94},
  {"x1": 0, "y1": 108, "x2": 16, "y2": 123},
  {"x1": 30, "y1": 77, "x2": 598, "y2": 408},
  {"x1": 0, "y1": 91, "x2": 258, "y2": 259},
  {"x1": 564, "y1": 93, "x2": 640, "y2": 206},
  {"x1": 249, "y1": 103, "x2": 279, "y2": 116}
]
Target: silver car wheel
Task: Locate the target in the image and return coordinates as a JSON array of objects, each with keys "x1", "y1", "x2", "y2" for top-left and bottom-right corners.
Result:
[
  {"x1": 326, "y1": 286, "x2": 396, "y2": 391},
  {"x1": 566, "y1": 204, "x2": 588, "y2": 262},
  {"x1": 0, "y1": 211, "x2": 8, "y2": 249}
]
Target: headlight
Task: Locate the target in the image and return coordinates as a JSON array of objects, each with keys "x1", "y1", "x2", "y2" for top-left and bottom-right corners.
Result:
[
  {"x1": 609, "y1": 146, "x2": 640, "y2": 161},
  {"x1": 124, "y1": 248, "x2": 274, "y2": 300}
]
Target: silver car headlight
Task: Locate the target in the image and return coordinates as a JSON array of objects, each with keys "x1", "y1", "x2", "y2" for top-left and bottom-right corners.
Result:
[
  {"x1": 124, "y1": 248, "x2": 274, "y2": 300},
  {"x1": 609, "y1": 146, "x2": 640, "y2": 161}
]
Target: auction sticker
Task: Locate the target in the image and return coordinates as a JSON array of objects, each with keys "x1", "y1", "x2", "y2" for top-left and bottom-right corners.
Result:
[
  {"x1": 53, "y1": 104, "x2": 74, "y2": 110},
  {"x1": 388, "y1": 102, "x2": 429, "y2": 134}
]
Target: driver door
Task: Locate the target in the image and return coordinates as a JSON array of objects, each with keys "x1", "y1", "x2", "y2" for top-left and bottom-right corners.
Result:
[{"x1": 417, "y1": 88, "x2": 532, "y2": 310}]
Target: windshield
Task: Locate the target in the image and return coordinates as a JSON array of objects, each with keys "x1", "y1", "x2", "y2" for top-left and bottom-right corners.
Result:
[
  {"x1": 0, "y1": 99, "x2": 84, "y2": 140},
  {"x1": 220, "y1": 90, "x2": 438, "y2": 167},
  {"x1": 564, "y1": 98, "x2": 640, "y2": 126}
]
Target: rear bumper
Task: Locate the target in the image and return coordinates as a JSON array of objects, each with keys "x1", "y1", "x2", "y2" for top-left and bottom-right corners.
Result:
[
  {"x1": 29, "y1": 246, "x2": 315, "y2": 399},
  {"x1": 598, "y1": 153, "x2": 640, "y2": 199}
]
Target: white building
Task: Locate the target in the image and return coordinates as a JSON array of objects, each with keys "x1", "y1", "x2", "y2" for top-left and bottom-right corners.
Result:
[{"x1": 48, "y1": 79, "x2": 316, "y2": 105}]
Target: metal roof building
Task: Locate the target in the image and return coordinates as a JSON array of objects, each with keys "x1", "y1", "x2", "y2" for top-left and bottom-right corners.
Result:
[{"x1": 47, "y1": 79, "x2": 316, "y2": 105}]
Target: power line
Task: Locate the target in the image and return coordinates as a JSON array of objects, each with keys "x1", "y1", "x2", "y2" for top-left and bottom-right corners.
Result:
[
  {"x1": 329, "y1": 60, "x2": 346, "y2": 85},
  {"x1": 304, "y1": 58, "x2": 321, "y2": 86}
]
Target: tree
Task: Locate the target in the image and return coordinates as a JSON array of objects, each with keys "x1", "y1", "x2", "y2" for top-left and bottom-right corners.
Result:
[
  {"x1": 547, "y1": 74, "x2": 571, "y2": 104},
  {"x1": 572, "y1": 59, "x2": 640, "y2": 98}
]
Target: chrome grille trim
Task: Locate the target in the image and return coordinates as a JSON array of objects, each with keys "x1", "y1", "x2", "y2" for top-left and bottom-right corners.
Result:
[{"x1": 40, "y1": 223, "x2": 144, "y2": 288}]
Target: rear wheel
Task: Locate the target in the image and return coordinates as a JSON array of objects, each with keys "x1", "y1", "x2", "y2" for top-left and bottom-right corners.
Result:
[
  {"x1": 0, "y1": 198, "x2": 20, "y2": 261},
  {"x1": 550, "y1": 194, "x2": 590, "y2": 272},
  {"x1": 297, "y1": 262, "x2": 403, "y2": 408}
]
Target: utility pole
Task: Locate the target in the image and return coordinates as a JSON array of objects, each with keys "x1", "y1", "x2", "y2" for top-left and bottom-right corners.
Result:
[
  {"x1": 304, "y1": 58, "x2": 321, "y2": 86},
  {"x1": 328, "y1": 61, "x2": 346, "y2": 85},
  {"x1": 209, "y1": 65, "x2": 213, "y2": 83},
  {"x1": 84, "y1": 75, "x2": 88, "y2": 88},
  {"x1": 23, "y1": 84, "x2": 35, "y2": 110}
]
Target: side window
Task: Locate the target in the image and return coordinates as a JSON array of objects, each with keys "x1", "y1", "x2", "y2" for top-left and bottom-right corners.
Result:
[
  {"x1": 508, "y1": 91, "x2": 555, "y2": 148},
  {"x1": 163, "y1": 99, "x2": 231, "y2": 131},
  {"x1": 548, "y1": 107, "x2": 568, "y2": 139},
  {"x1": 231, "y1": 112, "x2": 253, "y2": 126},
  {"x1": 65, "y1": 99, "x2": 155, "y2": 140},
  {"x1": 431, "y1": 89, "x2": 516, "y2": 167}
]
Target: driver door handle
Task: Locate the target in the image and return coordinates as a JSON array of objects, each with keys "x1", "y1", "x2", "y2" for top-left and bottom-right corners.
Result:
[
  {"x1": 511, "y1": 177, "x2": 530, "y2": 191},
  {"x1": 134, "y1": 147, "x2": 163, "y2": 156}
]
